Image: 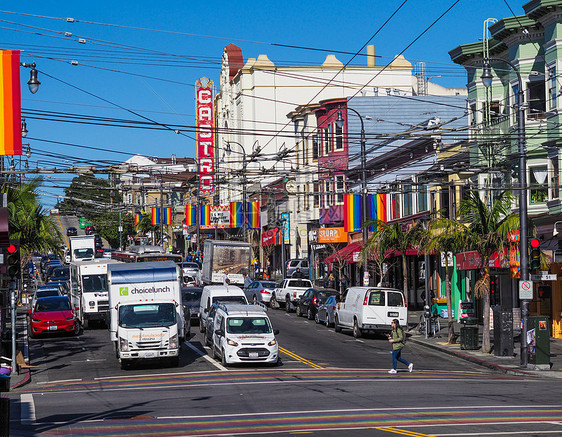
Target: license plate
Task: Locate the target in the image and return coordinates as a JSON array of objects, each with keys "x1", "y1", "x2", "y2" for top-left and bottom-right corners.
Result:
[
  {"x1": 249, "y1": 352, "x2": 259, "y2": 358},
  {"x1": 144, "y1": 352, "x2": 156, "y2": 358},
  {"x1": 49, "y1": 326, "x2": 58, "y2": 331},
  {"x1": 388, "y1": 312, "x2": 399, "y2": 317}
]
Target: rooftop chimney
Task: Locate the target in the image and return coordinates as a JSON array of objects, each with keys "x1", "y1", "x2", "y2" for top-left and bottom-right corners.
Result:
[{"x1": 367, "y1": 45, "x2": 375, "y2": 67}]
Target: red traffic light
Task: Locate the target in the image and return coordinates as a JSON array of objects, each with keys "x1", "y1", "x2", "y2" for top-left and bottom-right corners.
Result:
[
  {"x1": 530, "y1": 238, "x2": 540, "y2": 248},
  {"x1": 6, "y1": 243, "x2": 17, "y2": 254}
]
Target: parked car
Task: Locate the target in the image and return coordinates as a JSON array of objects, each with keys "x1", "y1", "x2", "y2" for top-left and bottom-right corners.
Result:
[
  {"x1": 243, "y1": 280, "x2": 277, "y2": 305},
  {"x1": 181, "y1": 262, "x2": 201, "y2": 284},
  {"x1": 48, "y1": 266, "x2": 70, "y2": 282},
  {"x1": 28, "y1": 296, "x2": 79, "y2": 338},
  {"x1": 66, "y1": 227, "x2": 78, "y2": 236},
  {"x1": 30, "y1": 288, "x2": 62, "y2": 311},
  {"x1": 42, "y1": 261, "x2": 62, "y2": 281},
  {"x1": 315, "y1": 295, "x2": 340, "y2": 327},
  {"x1": 181, "y1": 287, "x2": 203, "y2": 325},
  {"x1": 295, "y1": 288, "x2": 339, "y2": 320},
  {"x1": 45, "y1": 264, "x2": 66, "y2": 282},
  {"x1": 286, "y1": 259, "x2": 309, "y2": 278},
  {"x1": 44, "y1": 280, "x2": 70, "y2": 295},
  {"x1": 334, "y1": 287, "x2": 408, "y2": 338},
  {"x1": 102, "y1": 248, "x2": 116, "y2": 259}
]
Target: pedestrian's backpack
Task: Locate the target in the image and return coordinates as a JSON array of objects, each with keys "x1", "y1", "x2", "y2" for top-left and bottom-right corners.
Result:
[{"x1": 400, "y1": 327, "x2": 407, "y2": 344}]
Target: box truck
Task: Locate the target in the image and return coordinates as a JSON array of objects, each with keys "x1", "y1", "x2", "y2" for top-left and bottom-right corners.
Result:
[
  {"x1": 69, "y1": 235, "x2": 96, "y2": 262},
  {"x1": 107, "y1": 261, "x2": 185, "y2": 368},
  {"x1": 201, "y1": 240, "x2": 251, "y2": 286}
]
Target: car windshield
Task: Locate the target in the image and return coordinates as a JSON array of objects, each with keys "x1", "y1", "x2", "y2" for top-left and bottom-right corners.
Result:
[
  {"x1": 226, "y1": 317, "x2": 272, "y2": 334},
  {"x1": 182, "y1": 290, "x2": 202, "y2": 302},
  {"x1": 317, "y1": 291, "x2": 337, "y2": 301},
  {"x1": 36, "y1": 290, "x2": 59, "y2": 298},
  {"x1": 52, "y1": 267, "x2": 69, "y2": 278},
  {"x1": 82, "y1": 274, "x2": 108, "y2": 293},
  {"x1": 118, "y1": 303, "x2": 176, "y2": 328},
  {"x1": 36, "y1": 298, "x2": 70, "y2": 312},
  {"x1": 212, "y1": 296, "x2": 247, "y2": 305}
]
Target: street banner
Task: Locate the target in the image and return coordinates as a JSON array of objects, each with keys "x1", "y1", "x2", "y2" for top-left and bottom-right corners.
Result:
[
  {"x1": 151, "y1": 207, "x2": 160, "y2": 225},
  {"x1": 185, "y1": 204, "x2": 197, "y2": 226},
  {"x1": 195, "y1": 77, "x2": 215, "y2": 194},
  {"x1": 163, "y1": 207, "x2": 172, "y2": 225},
  {"x1": 344, "y1": 194, "x2": 361, "y2": 232},
  {"x1": 230, "y1": 202, "x2": 242, "y2": 228},
  {"x1": 247, "y1": 201, "x2": 260, "y2": 229},
  {"x1": 0, "y1": 50, "x2": 22, "y2": 155}
]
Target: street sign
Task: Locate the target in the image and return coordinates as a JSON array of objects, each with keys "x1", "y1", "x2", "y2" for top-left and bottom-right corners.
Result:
[
  {"x1": 519, "y1": 280, "x2": 533, "y2": 300},
  {"x1": 530, "y1": 273, "x2": 557, "y2": 281}
]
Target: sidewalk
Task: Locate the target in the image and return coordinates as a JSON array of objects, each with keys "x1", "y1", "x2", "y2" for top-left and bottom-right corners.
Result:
[{"x1": 407, "y1": 311, "x2": 562, "y2": 378}]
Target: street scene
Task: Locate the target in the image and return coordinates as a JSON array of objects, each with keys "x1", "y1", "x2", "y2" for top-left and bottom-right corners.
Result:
[{"x1": 1, "y1": 0, "x2": 562, "y2": 436}]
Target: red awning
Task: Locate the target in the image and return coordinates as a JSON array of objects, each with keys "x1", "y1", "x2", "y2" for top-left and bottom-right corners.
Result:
[{"x1": 325, "y1": 242, "x2": 363, "y2": 264}]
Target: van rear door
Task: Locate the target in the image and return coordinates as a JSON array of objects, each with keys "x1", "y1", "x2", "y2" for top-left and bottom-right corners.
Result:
[
  {"x1": 386, "y1": 290, "x2": 407, "y2": 326},
  {"x1": 361, "y1": 289, "x2": 387, "y2": 327}
]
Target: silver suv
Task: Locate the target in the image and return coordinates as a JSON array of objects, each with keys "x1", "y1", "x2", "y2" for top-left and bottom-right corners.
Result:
[{"x1": 286, "y1": 259, "x2": 309, "y2": 278}]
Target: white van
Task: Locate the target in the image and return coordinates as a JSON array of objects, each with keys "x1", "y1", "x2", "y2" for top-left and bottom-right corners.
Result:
[
  {"x1": 334, "y1": 287, "x2": 407, "y2": 338},
  {"x1": 199, "y1": 285, "x2": 248, "y2": 332},
  {"x1": 211, "y1": 303, "x2": 279, "y2": 366}
]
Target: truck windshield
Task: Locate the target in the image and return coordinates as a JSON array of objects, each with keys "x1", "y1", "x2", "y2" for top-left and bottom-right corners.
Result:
[
  {"x1": 74, "y1": 248, "x2": 94, "y2": 259},
  {"x1": 212, "y1": 296, "x2": 247, "y2": 305},
  {"x1": 227, "y1": 317, "x2": 272, "y2": 334},
  {"x1": 118, "y1": 303, "x2": 176, "y2": 328},
  {"x1": 82, "y1": 274, "x2": 108, "y2": 293}
]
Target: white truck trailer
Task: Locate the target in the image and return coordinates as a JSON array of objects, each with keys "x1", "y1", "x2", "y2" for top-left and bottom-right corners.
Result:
[
  {"x1": 69, "y1": 235, "x2": 96, "y2": 262},
  {"x1": 201, "y1": 240, "x2": 251, "y2": 286},
  {"x1": 107, "y1": 261, "x2": 185, "y2": 368},
  {"x1": 69, "y1": 258, "x2": 121, "y2": 329}
]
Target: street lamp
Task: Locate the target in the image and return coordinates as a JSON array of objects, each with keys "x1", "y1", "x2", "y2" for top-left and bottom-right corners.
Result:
[
  {"x1": 481, "y1": 58, "x2": 529, "y2": 366},
  {"x1": 21, "y1": 62, "x2": 40, "y2": 94},
  {"x1": 226, "y1": 141, "x2": 248, "y2": 242},
  {"x1": 336, "y1": 106, "x2": 369, "y2": 280}
]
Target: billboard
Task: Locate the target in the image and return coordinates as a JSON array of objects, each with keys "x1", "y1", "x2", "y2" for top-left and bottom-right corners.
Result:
[{"x1": 195, "y1": 78, "x2": 215, "y2": 194}]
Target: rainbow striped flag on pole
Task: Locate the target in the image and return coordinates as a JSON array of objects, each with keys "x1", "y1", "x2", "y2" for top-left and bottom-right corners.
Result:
[
  {"x1": 134, "y1": 213, "x2": 142, "y2": 226},
  {"x1": 163, "y1": 207, "x2": 173, "y2": 225},
  {"x1": 377, "y1": 193, "x2": 387, "y2": 223},
  {"x1": 230, "y1": 202, "x2": 242, "y2": 228},
  {"x1": 151, "y1": 207, "x2": 160, "y2": 225},
  {"x1": 185, "y1": 204, "x2": 197, "y2": 226},
  {"x1": 0, "y1": 50, "x2": 22, "y2": 155},
  {"x1": 200, "y1": 205, "x2": 211, "y2": 226},
  {"x1": 247, "y1": 201, "x2": 260, "y2": 229},
  {"x1": 344, "y1": 194, "x2": 362, "y2": 232}
]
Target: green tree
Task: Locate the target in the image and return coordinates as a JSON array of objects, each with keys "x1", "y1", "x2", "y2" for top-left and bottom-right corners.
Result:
[{"x1": 458, "y1": 190, "x2": 519, "y2": 354}]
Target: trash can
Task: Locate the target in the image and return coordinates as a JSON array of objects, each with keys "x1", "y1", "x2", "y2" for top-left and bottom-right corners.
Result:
[
  {"x1": 527, "y1": 316, "x2": 550, "y2": 367},
  {"x1": 460, "y1": 326, "x2": 479, "y2": 350}
]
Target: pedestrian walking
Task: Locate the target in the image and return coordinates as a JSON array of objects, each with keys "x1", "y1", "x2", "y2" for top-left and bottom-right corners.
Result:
[
  {"x1": 243, "y1": 272, "x2": 252, "y2": 288},
  {"x1": 325, "y1": 273, "x2": 336, "y2": 289},
  {"x1": 387, "y1": 319, "x2": 413, "y2": 374},
  {"x1": 292, "y1": 268, "x2": 306, "y2": 279}
]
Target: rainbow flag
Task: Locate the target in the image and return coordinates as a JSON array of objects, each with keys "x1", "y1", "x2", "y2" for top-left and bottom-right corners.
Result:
[
  {"x1": 247, "y1": 201, "x2": 260, "y2": 229},
  {"x1": 200, "y1": 205, "x2": 211, "y2": 226},
  {"x1": 134, "y1": 213, "x2": 142, "y2": 226},
  {"x1": 151, "y1": 208, "x2": 160, "y2": 225},
  {"x1": 0, "y1": 50, "x2": 22, "y2": 155},
  {"x1": 368, "y1": 194, "x2": 377, "y2": 232},
  {"x1": 230, "y1": 202, "x2": 242, "y2": 228},
  {"x1": 163, "y1": 207, "x2": 172, "y2": 225},
  {"x1": 377, "y1": 193, "x2": 387, "y2": 223},
  {"x1": 344, "y1": 194, "x2": 362, "y2": 232},
  {"x1": 185, "y1": 204, "x2": 197, "y2": 226}
]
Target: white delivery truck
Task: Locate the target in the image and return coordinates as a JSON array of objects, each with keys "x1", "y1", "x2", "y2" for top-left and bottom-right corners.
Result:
[
  {"x1": 69, "y1": 235, "x2": 96, "y2": 262},
  {"x1": 107, "y1": 261, "x2": 185, "y2": 368},
  {"x1": 70, "y1": 258, "x2": 121, "y2": 329},
  {"x1": 201, "y1": 240, "x2": 251, "y2": 286}
]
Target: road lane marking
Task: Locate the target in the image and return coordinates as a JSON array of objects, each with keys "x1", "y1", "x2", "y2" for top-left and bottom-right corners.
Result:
[
  {"x1": 378, "y1": 427, "x2": 435, "y2": 436},
  {"x1": 279, "y1": 346, "x2": 323, "y2": 369},
  {"x1": 57, "y1": 215, "x2": 69, "y2": 247},
  {"x1": 20, "y1": 393, "x2": 35, "y2": 426},
  {"x1": 183, "y1": 340, "x2": 227, "y2": 371},
  {"x1": 37, "y1": 379, "x2": 82, "y2": 384}
]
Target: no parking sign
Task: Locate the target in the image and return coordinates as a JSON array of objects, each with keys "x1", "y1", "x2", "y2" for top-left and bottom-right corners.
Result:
[{"x1": 519, "y1": 280, "x2": 533, "y2": 300}]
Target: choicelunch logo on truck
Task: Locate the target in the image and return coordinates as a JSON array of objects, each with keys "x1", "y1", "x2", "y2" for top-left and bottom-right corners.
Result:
[{"x1": 119, "y1": 285, "x2": 170, "y2": 296}]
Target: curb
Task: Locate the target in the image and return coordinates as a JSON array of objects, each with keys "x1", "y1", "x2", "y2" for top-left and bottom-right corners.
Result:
[{"x1": 409, "y1": 336, "x2": 540, "y2": 378}]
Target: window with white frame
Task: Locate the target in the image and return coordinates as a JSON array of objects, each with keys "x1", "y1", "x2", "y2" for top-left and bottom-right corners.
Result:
[
  {"x1": 551, "y1": 153, "x2": 559, "y2": 199},
  {"x1": 324, "y1": 128, "x2": 330, "y2": 155},
  {"x1": 548, "y1": 65, "x2": 557, "y2": 110},
  {"x1": 527, "y1": 79, "x2": 546, "y2": 120},
  {"x1": 335, "y1": 175, "x2": 345, "y2": 204},
  {"x1": 312, "y1": 133, "x2": 319, "y2": 160},
  {"x1": 529, "y1": 165, "x2": 548, "y2": 204},
  {"x1": 324, "y1": 179, "x2": 333, "y2": 207},
  {"x1": 313, "y1": 181, "x2": 320, "y2": 208},
  {"x1": 417, "y1": 184, "x2": 428, "y2": 213},
  {"x1": 402, "y1": 184, "x2": 413, "y2": 216},
  {"x1": 335, "y1": 123, "x2": 343, "y2": 151}
]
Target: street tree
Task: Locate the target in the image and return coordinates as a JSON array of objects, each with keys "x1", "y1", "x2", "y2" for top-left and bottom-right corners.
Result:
[{"x1": 458, "y1": 190, "x2": 518, "y2": 354}]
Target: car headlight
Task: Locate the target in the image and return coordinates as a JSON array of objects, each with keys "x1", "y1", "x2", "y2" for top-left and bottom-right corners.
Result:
[
  {"x1": 169, "y1": 334, "x2": 178, "y2": 349},
  {"x1": 227, "y1": 338, "x2": 238, "y2": 347},
  {"x1": 88, "y1": 301, "x2": 95, "y2": 307},
  {"x1": 268, "y1": 339, "x2": 277, "y2": 346},
  {"x1": 65, "y1": 316, "x2": 76, "y2": 321},
  {"x1": 31, "y1": 318, "x2": 41, "y2": 323},
  {"x1": 119, "y1": 337, "x2": 129, "y2": 352}
]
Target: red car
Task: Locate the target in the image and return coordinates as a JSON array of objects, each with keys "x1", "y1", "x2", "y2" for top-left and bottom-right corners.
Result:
[{"x1": 29, "y1": 296, "x2": 79, "y2": 338}]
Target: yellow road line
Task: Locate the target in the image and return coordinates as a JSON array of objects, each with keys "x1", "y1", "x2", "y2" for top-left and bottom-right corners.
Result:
[
  {"x1": 279, "y1": 347, "x2": 323, "y2": 369},
  {"x1": 377, "y1": 427, "x2": 436, "y2": 437},
  {"x1": 57, "y1": 215, "x2": 69, "y2": 248}
]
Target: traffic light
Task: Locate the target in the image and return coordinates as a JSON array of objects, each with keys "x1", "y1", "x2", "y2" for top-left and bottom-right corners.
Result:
[
  {"x1": 530, "y1": 238, "x2": 541, "y2": 271},
  {"x1": 6, "y1": 241, "x2": 20, "y2": 278},
  {"x1": 490, "y1": 276, "x2": 498, "y2": 306}
]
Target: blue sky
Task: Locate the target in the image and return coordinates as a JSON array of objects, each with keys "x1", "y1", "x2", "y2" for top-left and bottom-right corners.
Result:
[{"x1": 0, "y1": 0, "x2": 528, "y2": 208}]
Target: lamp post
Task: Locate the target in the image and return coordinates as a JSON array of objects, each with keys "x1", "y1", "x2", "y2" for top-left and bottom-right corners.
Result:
[
  {"x1": 226, "y1": 141, "x2": 247, "y2": 242},
  {"x1": 336, "y1": 106, "x2": 369, "y2": 282},
  {"x1": 21, "y1": 62, "x2": 40, "y2": 94},
  {"x1": 481, "y1": 58, "x2": 529, "y2": 366}
]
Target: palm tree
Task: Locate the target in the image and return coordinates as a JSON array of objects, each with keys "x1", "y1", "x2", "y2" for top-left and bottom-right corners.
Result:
[{"x1": 458, "y1": 190, "x2": 519, "y2": 354}]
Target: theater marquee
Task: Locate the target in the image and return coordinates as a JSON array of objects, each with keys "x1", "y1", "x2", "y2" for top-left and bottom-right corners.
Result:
[{"x1": 195, "y1": 78, "x2": 215, "y2": 194}]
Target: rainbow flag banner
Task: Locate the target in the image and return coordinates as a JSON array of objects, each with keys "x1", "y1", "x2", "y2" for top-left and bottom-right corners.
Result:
[
  {"x1": 230, "y1": 202, "x2": 242, "y2": 228},
  {"x1": 134, "y1": 213, "x2": 142, "y2": 226},
  {"x1": 0, "y1": 50, "x2": 22, "y2": 155},
  {"x1": 163, "y1": 207, "x2": 173, "y2": 225},
  {"x1": 200, "y1": 205, "x2": 211, "y2": 226},
  {"x1": 368, "y1": 194, "x2": 377, "y2": 232},
  {"x1": 377, "y1": 193, "x2": 387, "y2": 223},
  {"x1": 151, "y1": 208, "x2": 160, "y2": 225},
  {"x1": 344, "y1": 194, "x2": 362, "y2": 232},
  {"x1": 247, "y1": 201, "x2": 260, "y2": 229},
  {"x1": 185, "y1": 204, "x2": 197, "y2": 226}
]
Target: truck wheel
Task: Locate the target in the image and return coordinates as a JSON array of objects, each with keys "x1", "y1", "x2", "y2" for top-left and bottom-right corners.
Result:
[
  {"x1": 82, "y1": 317, "x2": 89, "y2": 330},
  {"x1": 285, "y1": 297, "x2": 291, "y2": 313},
  {"x1": 334, "y1": 315, "x2": 342, "y2": 333},
  {"x1": 353, "y1": 319, "x2": 362, "y2": 338}
]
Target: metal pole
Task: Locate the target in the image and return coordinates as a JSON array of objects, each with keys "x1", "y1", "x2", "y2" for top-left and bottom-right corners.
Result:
[
  {"x1": 196, "y1": 188, "x2": 201, "y2": 255},
  {"x1": 10, "y1": 280, "x2": 16, "y2": 373},
  {"x1": 424, "y1": 253, "x2": 431, "y2": 339},
  {"x1": 119, "y1": 210, "x2": 122, "y2": 251},
  {"x1": 160, "y1": 176, "x2": 164, "y2": 247}
]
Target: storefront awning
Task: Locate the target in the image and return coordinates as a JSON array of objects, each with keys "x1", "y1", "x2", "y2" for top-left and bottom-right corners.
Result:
[{"x1": 325, "y1": 242, "x2": 363, "y2": 264}]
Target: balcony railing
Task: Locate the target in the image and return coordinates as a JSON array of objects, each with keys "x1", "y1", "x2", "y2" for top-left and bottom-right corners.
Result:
[{"x1": 471, "y1": 114, "x2": 511, "y2": 143}]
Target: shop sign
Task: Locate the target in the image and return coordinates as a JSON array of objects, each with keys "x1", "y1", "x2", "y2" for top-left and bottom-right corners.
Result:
[
  {"x1": 318, "y1": 227, "x2": 347, "y2": 244},
  {"x1": 456, "y1": 250, "x2": 483, "y2": 271},
  {"x1": 195, "y1": 77, "x2": 215, "y2": 194},
  {"x1": 262, "y1": 228, "x2": 278, "y2": 246},
  {"x1": 281, "y1": 213, "x2": 290, "y2": 244}
]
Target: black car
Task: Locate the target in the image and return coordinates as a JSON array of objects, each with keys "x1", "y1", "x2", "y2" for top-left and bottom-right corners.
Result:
[
  {"x1": 181, "y1": 287, "x2": 203, "y2": 325},
  {"x1": 66, "y1": 227, "x2": 78, "y2": 236},
  {"x1": 296, "y1": 288, "x2": 339, "y2": 320},
  {"x1": 48, "y1": 266, "x2": 70, "y2": 282}
]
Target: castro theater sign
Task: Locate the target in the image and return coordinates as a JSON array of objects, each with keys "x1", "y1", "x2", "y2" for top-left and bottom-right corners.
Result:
[{"x1": 195, "y1": 78, "x2": 215, "y2": 194}]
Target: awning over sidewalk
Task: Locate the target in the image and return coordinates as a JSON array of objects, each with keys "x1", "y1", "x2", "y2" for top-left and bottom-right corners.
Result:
[{"x1": 325, "y1": 242, "x2": 363, "y2": 264}]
